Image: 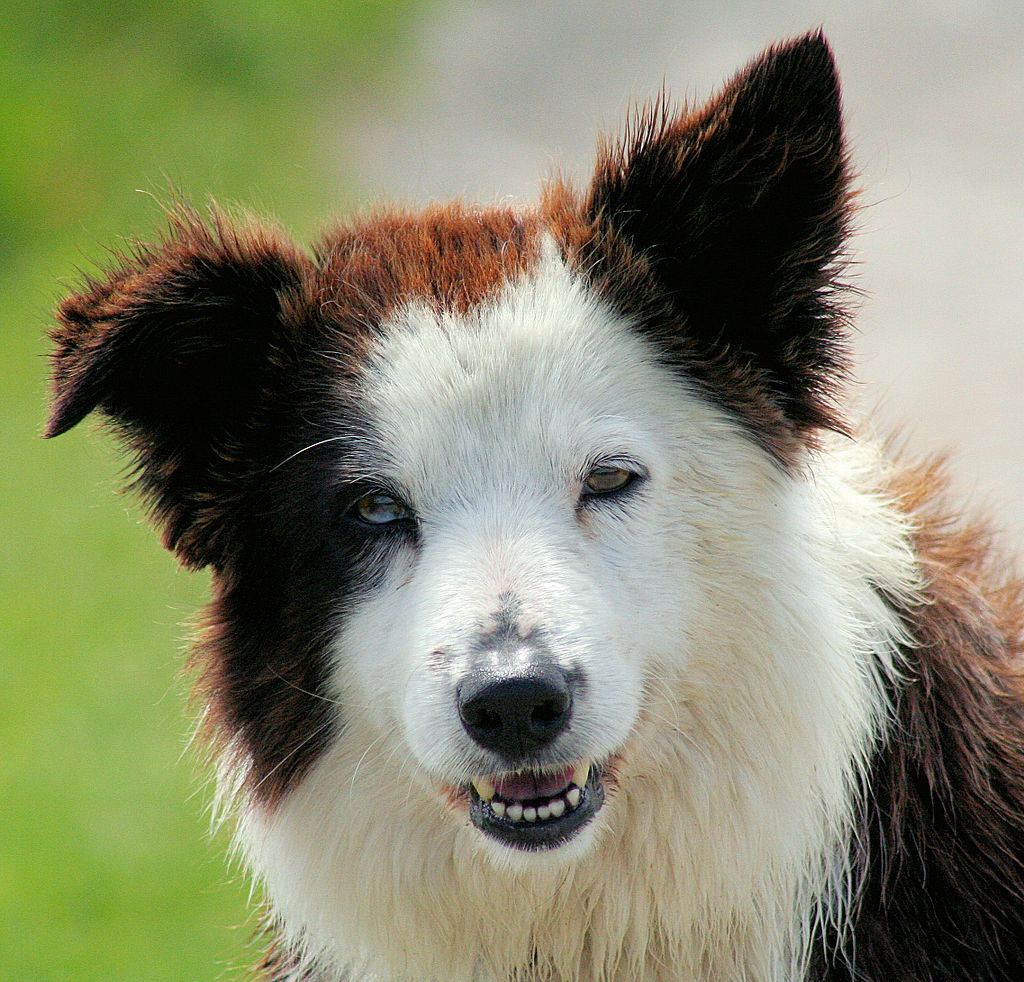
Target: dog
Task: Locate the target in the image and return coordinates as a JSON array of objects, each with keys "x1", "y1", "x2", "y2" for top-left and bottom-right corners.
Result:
[{"x1": 46, "y1": 31, "x2": 1024, "y2": 982}]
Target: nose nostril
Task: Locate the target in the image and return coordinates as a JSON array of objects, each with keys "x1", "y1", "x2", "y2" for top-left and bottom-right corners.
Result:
[
  {"x1": 531, "y1": 696, "x2": 569, "y2": 725},
  {"x1": 461, "y1": 702, "x2": 502, "y2": 732}
]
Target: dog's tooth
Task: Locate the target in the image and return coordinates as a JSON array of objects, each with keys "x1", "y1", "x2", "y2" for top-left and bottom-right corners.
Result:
[
  {"x1": 490, "y1": 800, "x2": 506, "y2": 819},
  {"x1": 506, "y1": 803, "x2": 523, "y2": 822},
  {"x1": 566, "y1": 787, "x2": 581, "y2": 809},
  {"x1": 537, "y1": 804, "x2": 551, "y2": 821},
  {"x1": 523, "y1": 806, "x2": 537, "y2": 822},
  {"x1": 548, "y1": 798, "x2": 566, "y2": 818},
  {"x1": 472, "y1": 777, "x2": 496, "y2": 801},
  {"x1": 571, "y1": 762, "x2": 590, "y2": 788}
]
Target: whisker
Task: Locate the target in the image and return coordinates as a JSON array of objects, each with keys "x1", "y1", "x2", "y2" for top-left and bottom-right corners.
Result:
[
  {"x1": 349, "y1": 730, "x2": 392, "y2": 799},
  {"x1": 270, "y1": 436, "x2": 348, "y2": 472},
  {"x1": 268, "y1": 667, "x2": 344, "y2": 707}
]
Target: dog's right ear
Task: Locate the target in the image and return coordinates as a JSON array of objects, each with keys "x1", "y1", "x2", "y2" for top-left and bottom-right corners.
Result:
[{"x1": 46, "y1": 207, "x2": 313, "y2": 568}]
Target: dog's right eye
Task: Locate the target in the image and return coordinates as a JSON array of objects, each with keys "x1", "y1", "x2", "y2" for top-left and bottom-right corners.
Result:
[{"x1": 348, "y1": 490, "x2": 412, "y2": 527}]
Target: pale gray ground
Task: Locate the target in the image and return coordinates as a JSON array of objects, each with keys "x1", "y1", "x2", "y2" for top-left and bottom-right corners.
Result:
[{"x1": 334, "y1": 0, "x2": 1023, "y2": 544}]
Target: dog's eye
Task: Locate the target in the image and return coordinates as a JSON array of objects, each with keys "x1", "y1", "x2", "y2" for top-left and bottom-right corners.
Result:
[
  {"x1": 350, "y1": 490, "x2": 411, "y2": 526},
  {"x1": 582, "y1": 466, "x2": 636, "y2": 496}
]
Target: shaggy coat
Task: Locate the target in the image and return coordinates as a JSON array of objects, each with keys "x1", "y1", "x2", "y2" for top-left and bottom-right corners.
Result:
[{"x1": 47, "y1": 32, "x2": 1024, "y2": 982}]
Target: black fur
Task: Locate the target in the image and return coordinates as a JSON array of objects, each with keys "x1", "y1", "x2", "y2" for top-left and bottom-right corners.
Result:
[{"x1": 581, "y1": 32, "x2": 853, "y2": 462}]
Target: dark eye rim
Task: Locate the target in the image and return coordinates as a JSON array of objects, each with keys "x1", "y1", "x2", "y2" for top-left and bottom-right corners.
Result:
[
  {"x1": 579, "y1": 460, "x2": 647, "y2": 501},
  {"x1": 343, "y1": 485, "x2": 418, "y2": 531}
]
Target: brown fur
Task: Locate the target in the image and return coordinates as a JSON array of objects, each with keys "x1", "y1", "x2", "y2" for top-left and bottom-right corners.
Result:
[{"x1": 314, "y1": 202, "x2": 540, "y2": 321}]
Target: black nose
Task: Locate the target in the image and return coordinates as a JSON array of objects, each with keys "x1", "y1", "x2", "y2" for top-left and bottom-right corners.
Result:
[{"x1": 458, "y1": 664, "x2": 572, "y2": 758}]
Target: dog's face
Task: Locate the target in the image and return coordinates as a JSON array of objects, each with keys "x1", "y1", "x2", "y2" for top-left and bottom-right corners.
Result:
[
  {"x1": 343, "y1": 242, "x2": 713, "y2": 858},
  {"x1": 48, "y1": 31, "x2": 868, "y2": 972}
]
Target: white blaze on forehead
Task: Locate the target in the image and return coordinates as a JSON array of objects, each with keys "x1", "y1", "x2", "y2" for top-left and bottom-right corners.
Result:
[{"x1": 360, "y1": 236, "x2": 682, "y2": 507}]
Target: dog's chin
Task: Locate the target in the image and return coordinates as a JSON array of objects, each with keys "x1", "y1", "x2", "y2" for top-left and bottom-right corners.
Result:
[
  {"x1": 459, "y1": 761, "x2": 607, "y2": 864},
  {"x1": 473, "y1": 811, "x2": 604, "y2": 873}
]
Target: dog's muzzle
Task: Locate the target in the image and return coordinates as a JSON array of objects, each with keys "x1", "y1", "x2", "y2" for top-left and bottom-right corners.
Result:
[{"x1": 457, "y1": 663, "x2": 606, "y2": 848}]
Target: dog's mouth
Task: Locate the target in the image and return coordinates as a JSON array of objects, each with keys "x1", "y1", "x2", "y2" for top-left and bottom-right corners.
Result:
[{"x1": 467, "y1": 761, "x2": 605, "y2": 850}]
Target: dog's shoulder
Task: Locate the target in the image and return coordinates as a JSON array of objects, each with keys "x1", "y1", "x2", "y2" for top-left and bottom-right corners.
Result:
[{"x1": 816, "y1": 454, "x2": 1024, "y2": 980}]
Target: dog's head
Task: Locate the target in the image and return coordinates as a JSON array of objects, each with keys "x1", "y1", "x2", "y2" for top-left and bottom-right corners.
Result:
[{"x1": 48, "y1": 29, "x2": 856, "y2": 954}]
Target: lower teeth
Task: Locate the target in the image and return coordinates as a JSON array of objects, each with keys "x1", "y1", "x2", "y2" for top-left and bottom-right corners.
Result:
[{"x1": 488, "y1": 785, "x2": 581, "y2": 824}]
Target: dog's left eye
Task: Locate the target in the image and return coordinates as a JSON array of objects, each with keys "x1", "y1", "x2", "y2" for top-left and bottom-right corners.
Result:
[
  {"x1": 349, "y1": 490, "x2": 412, "y2": 526},
  {"x1": 582, "y1": 466, "x2": 637, "y2": 497}
]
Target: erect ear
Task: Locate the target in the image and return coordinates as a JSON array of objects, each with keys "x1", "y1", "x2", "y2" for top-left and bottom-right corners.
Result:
[
  {"x1": 586, "y1": 31, "x2": 852, "y2": 448},
  {"x1": 46, "y1": 206, "x2": 313, "y2": 568}
]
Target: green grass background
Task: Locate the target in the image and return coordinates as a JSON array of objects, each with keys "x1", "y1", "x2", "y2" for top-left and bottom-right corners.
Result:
[{"x1": 1, "y1": 2, "x2": 429, "y2": 977}]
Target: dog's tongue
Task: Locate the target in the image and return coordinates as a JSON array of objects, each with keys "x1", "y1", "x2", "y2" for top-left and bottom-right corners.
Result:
[{"x1": 494, "y1": 766, "x2": 575, "y2": 802}]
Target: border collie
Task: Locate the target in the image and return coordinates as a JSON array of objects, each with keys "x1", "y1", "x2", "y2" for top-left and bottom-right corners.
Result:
[{"x1": 46, "y1": 32, "x2": 1024, "y2": 982}]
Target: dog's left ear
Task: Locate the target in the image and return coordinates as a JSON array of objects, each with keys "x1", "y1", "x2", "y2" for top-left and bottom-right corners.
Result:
[{"x1": 586, "y1": 31, "x2": 852, "y2": 441}]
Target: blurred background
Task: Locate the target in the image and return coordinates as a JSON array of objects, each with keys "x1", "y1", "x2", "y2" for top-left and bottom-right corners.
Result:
[{"x1": 2, "y1": 1, "x2": 1021, "y2": 978}]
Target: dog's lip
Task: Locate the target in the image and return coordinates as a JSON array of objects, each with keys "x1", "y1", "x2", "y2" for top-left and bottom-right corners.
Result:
[{"x1": 465, "y1": 761, "x2": 606, "y2": 850}]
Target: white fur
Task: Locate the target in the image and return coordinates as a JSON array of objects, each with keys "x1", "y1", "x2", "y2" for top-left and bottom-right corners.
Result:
[{"x1": 232, "y1": 243, "x2": 920, "y2": 981}]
